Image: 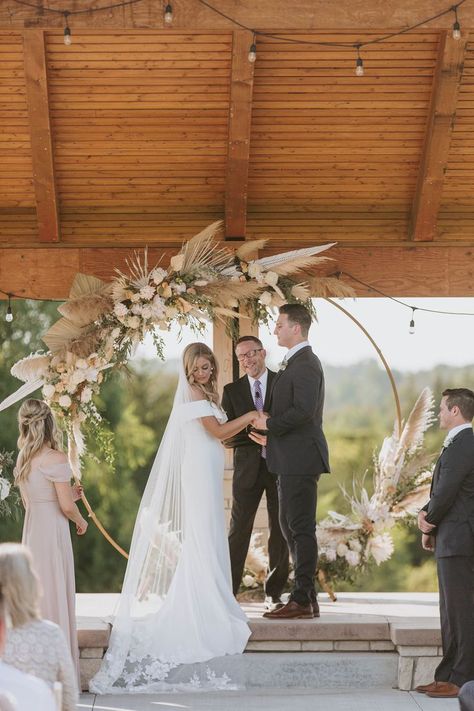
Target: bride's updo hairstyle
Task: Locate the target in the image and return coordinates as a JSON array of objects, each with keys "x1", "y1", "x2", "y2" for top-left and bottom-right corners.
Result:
[
  {"x1": 15, "y1": 399, "x2": 63, "y2": 484},
  {"x1": 183, "y1": 343, "x2": 220, "y2": 406}
]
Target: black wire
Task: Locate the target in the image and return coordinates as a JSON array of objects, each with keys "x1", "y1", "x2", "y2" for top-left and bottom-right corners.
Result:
[
  {"x1": 337, "y1": 271, "x2": 474, "y2": 316},
  {"x1": 0, "y1": 289, "x2": 58, "y2": 302},
  {"x1": 10, "y1": 0, "x2": 146, "y2": 17}
]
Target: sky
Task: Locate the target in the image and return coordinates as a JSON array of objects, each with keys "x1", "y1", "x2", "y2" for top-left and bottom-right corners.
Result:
[{"x1": 132, "y1": 297, "x2": 474, "y2": 373}]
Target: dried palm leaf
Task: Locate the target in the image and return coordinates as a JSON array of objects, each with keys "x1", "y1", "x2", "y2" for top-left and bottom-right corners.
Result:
[
  {"x1": 270, "y1": 255, "x2": 332, "y2": 276},
  {"x1": 244, "y1": 533, "x2": 268, "y2": 581},
  {"x1": 309, "y1": 276, "x2": 356, "y2": 298},
  {"x1": 68, "y1": 330, "x2": 103, "y2": 358},
  {"x1": 256, "y1": 243, "x2": 336, "y2": 272},
  {"x1": 235, "y1": 239, "x2": 269, "y2": 260},
  {"x1": 115, "y1": 249, "x2": 150, "y2": 289},
  {"x1": 214, "y1": 306, "x2": 250, "y2": 320},
  {"x1": 290, "y1": 283, "x2": 311, "y2": 301},
  {"x1": 11, "y1": 353, "x2": 51, "y2": 383},
  {"x1": 69, "y1": 273, "x2": 108, "y2": 299},
  {"x1": 58, "y1": 294, "x2": 113, "y2": 327},
  {"x1": 205, "y1": 279, "x2": 262, "y2": 305},
  {"x1": 0, "y1": 379, "x2": 44, "y2": 412},
  {"x1": 180, "y1": 221, "x2": 231, "y2": 273},
  {"x1": 43, "y1": 318, "x2": 84, "y2": 353},
  {"x1": 396, "y1": 388, "x2": 435, "y2": 460},
  {"x1": 391, "y1": 484, "x2": 431, "y2": 516}
]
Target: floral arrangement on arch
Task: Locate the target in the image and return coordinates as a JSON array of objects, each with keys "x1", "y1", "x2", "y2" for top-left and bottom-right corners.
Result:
[
  {"x1": 242, "y1": 388, "x2": 436, "y2": 598},
  {"x1": 4, "y1": 221, "x2": 352, "y2": 480},
  {"x1": 0, "y1": 450, "x2": 21, "y2": 519}
]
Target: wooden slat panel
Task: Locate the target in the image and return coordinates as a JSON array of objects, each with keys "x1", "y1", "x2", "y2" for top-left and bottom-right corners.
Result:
[{"x1": 23, "y1": 29, "x2": 60, "y2": 242}]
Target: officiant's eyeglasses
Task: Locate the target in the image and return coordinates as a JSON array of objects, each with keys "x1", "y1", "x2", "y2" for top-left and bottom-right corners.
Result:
[{"x1": 236, "y1": 348, "x2": 263, "y2": 361}]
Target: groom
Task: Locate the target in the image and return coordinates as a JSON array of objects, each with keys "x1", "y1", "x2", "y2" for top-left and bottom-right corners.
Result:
[{"x1": 250, "y1": 303, "x2": 330, "y2": 619}]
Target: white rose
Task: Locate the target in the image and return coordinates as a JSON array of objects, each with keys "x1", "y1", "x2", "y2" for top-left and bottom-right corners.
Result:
[
  {"x1": 84, "y1": 368, "x2": 99, "y2": 382},
  {"x1": 58, "y1": 395, "x2": 72, "y2": 409},
  {"x1": 131, "y1": 304, "x2": 143, "y2": 315},
  {"x1": 170, "y1": 253, "x2": 185, "y2": 272},
  {"x1": 81, "y1": 387, "x2": 93, "y2": 403},
  {"x1": 349, "y1": 539, "x2": 362, "y2": 552},
  {"x1": 75, "y1": 358, "x2": 88, "y2": 369},
  {"x1": 42, "y1": 383, "x2": 56, "y2": 399},
  {"x1": 345, "y1": 550, "x2": 360, "y2": 567},
  {"x1": 242, "y1": 574, "x2": 257, "y2": 588},
  {"x1": 127, "y1": 316, "x2": 140, "y2": 329},
  {"x1": 151, "y1": 267, "x2": 167, "y2": 285},
  {"x1": 248, "y1": 262, "x2": 263, "y2": 279},
  {"x1": 139, "y1": 284, "x2": 155, "y2": 300},
  {"x1": 152, "y1": 295, "x2": 166, "y2": 316},
  {"x1": 322, "y1": 547, "x2": 337, "y2": 562},
  {"x1": 264, "y1": 270, "x2": 279, "y2": 288},
  {"x1": 259, "y1": 291, "x2": 273, "y2": 306},
  {"x1": 111, "y1": 327, "x2": 121, "y2": 340},
  {"x1": 141, "y1": 305, "x2": 153, "y2": 319},
  {"x1": 336, "y1": 542, "x2": 348, "y2": 557},
  {"x1": 114, "y1": 302, "x2": 128, "y2": 318},
  {"x1": 71, "y1": 370, "x2": 86, "y2": 385},
  {"x1": 0, "y1": 478, "x2": 10, "y2": 501},
  {"x1": 170, "y1": 281, "x2": 187, "y2": 294}
]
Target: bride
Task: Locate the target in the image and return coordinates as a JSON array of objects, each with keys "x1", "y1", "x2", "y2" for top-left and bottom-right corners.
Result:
[{"x1": 90, "y1": 342, "x2": 258, "y2": 693}]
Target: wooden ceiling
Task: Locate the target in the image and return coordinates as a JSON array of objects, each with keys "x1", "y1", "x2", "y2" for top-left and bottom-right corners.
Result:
[{"x1": 0, "y1": 0, "x2": 473, "y2": 297}]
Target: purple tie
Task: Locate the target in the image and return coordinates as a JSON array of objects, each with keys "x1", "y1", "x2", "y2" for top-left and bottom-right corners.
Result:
[{"x1": 254, "y1": 380, "x2": 266, "y2": 459}]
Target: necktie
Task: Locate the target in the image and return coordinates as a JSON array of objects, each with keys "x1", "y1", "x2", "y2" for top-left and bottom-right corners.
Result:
[{"x1": 254, "y1": 380, "x2": 266, "y2": 459}]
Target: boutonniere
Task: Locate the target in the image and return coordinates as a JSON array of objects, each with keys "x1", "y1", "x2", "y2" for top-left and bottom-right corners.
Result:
[
  {"x1": 278, "y1": 360, "x2": 287, "y2": 372},
  {"x1": 443, "y1": 437, "x2": 453, "y2": 449}
]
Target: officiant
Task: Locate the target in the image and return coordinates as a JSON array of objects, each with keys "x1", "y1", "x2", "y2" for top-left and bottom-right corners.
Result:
[{"x1": 222, "y1": 336, "x2": 289, "y2": 609}]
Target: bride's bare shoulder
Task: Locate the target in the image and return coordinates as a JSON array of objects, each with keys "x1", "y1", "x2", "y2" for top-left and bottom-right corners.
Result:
[{"x1": 189, "y1": 386, "x2": 206, "y2": 403}]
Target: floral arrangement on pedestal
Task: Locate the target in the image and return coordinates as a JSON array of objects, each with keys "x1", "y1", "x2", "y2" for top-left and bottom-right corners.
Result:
[
  {"x1": 242, "y1": 388, "x2": 435, "y2": 597},
  {"x1": 3, "y1": 221, "x2": 352, "y2": 483}
]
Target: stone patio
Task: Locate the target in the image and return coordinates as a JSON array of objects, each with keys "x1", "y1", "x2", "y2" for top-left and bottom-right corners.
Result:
[{"x1": 77, "y1": 592, "x2": 444, "y2": 693}]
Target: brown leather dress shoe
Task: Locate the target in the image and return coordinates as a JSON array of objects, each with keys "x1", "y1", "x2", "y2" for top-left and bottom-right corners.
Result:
[
  {"x1": 312, "y1": 600, "x2": 320, "y2": 618},
  {"x1": 426, "y1": 681, "x2": 460, "y2": 698},
  {"x1": 263, "y1": 600, "x2": 313, "y2": 619},
  {"x1": 415, "y1": 680, "x2": 439, "y2": 694}
]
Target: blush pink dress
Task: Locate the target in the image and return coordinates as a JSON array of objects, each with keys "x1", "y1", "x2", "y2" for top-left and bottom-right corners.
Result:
[{"x1": 20, "y1": 454, "x2": 80, "y2": 684}]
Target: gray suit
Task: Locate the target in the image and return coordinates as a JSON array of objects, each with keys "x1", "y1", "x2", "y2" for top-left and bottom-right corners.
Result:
[{"x1": 423, "y1": 427, "x2": 474, "y2": 687}]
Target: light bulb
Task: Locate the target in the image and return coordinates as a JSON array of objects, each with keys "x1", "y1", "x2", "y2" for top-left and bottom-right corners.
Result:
[
  {"x1": 355, "y1": 57, "x2": 364, "y2": 76},
  {"x1": 5, "y1": 306, "x2": 13, "y2": 323},
  {"x1": 248, "y1": 43, "x2": 257, "y2": 63},
  {"x1": 453, "y1": 21, "x2": 461, "y2": 39},
  {"x1": 164, "y1": 4, "x2": 173, "y2": 24},
  {"x1": 409, "y1": 319, "x2": 415, "y2": 334},
  {"x1": 64, "y1": 27, "x2": 72, "y2": 45}
]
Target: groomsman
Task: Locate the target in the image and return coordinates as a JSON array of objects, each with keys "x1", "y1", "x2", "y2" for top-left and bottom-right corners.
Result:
[
  {"x1": 417, "y1": 387, "x2": 474, "y2": 699},
  {"x1": 222, "y1": 336, "x2": 289, "y2": 609}
]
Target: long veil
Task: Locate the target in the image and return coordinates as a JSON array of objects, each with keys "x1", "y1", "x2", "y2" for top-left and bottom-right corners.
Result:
[{"x1": 90, "y1": 363, "x2": 245, "y2": 693}]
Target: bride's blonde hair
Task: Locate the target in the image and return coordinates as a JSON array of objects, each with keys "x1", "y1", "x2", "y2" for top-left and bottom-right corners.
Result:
[
  {"x1": 183, "y1": 343, "x2": 220, "y2": 406},
  {"x1": 15, "y1": 399, "x2": 63, "y2": 484}
]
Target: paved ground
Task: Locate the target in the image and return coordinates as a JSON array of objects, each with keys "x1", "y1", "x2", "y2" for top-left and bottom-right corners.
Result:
[{"x1": 78, "y1": 687, "x2": 459, "y2": 710}]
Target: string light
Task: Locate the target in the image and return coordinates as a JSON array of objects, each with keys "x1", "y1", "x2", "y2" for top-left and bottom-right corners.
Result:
[
  {"x1": 5, "y1": 295, "x2": 13, "y2": 323},
  {"x1": 248, "y1": 38, "x2": 257, "y2": 63},
  {"x1": 164, "y1": 3, "x2": 173, "y2": 25},
  {"x1": 409, "y1": 308, "x2": 416, "y2": 335},
  {"x1": 452, "y1": 6, "x2": 462, "y2": 39},
  {"x1": 63, "y1": 11, "x2": 72, "y2": 45},
  {"x1": 355, "y1": 45, "x2": 364, "y2": 76}
]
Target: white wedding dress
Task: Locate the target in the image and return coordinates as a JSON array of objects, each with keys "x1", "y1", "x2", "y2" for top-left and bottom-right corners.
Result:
[{"x1": 90, "y1": 369, "x2": 250, "y2": 694}]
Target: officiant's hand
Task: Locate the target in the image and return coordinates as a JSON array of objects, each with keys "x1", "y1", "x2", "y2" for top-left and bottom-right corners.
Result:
[
  {"x1": 418, "y1": 510, "x2": 436, "y2": 534},
  {"x1": 253, "y1": 412, "x2": 269, "y2": 430},
  {"x1": 422, "y1": 534, "x2": 435, "y2": 552},
  {"x1": 249, "y1": 431, "x2": 267, "y2": 446}
]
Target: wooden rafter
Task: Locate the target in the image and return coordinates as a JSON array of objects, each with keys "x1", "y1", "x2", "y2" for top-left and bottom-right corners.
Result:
[
  {"x1": 224, "y1": 30, "x2": 255, "y2": 239},
  {"x1": 410, "y1": 31, "x2": 467, "y2": 242},
  {"x1": 23, "y1": 29, "x2": 60, "y2": 243}
]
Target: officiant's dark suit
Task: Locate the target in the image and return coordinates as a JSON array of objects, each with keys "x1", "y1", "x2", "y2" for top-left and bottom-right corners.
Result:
[
  {"x1": 422, "y1": 423, "x2": 474, "y2": 690},
  {"x1": 222, "y1": 360, "x2": 289, "y2": 600},
  {"x1": 266, "y1": 343, "x2": 330, "y2": 608}
]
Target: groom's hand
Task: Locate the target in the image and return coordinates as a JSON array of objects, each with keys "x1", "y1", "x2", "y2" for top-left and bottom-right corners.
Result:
[
  {"x1": 249, "y1": 431, "x2": 267, "y2": 446},
  {"x1": 418, "y1": 510, "x2": 436, "y2": 534}
]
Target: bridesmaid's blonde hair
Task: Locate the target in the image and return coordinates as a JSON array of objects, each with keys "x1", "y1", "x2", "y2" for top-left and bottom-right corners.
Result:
[
  {"x1": 183, "y1": 343, "x2": 220, "y2": 406},
  {"x1": 0, "y1": 543, "x2": 40, "y2": 627},
  {"x1": 15, "y1": 399, "x2": 63, "y2": 484}
]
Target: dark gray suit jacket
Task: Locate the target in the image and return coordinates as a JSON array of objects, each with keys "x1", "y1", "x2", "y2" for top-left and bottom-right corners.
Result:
[
  {"x1": 424, "y1": 427, "x2": 474, "y2": 558},
  {"x1": 266, "y1": 346, "x2": 330, "y2": 478}
]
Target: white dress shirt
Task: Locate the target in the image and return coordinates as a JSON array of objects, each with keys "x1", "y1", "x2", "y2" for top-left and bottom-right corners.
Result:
[
  {"x1": 444, "y1": 422, "x2": 473, "y2": 447},
  {"x1": 0, "y1": 661, "x2": 55, "y2": 711},
  {"x1": 284, "y1": 340, "x2": 310, "y2": 362},
  {"x1": 247, "y1": 369, "x2": 268, "y2": 406}
]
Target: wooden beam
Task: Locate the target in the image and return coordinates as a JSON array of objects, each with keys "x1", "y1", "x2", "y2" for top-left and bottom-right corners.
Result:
[
  {"x1": 5, "y1": 1, "x2": 474, "y2": 31},
  {"x1": 225, "y1": 30, "x2": 255, "y2": 239},
  {"x1": 410, "y1": 31, "x2": 467, "y2": 242},
  {"x1": 0, "y1": 245, "x2": 473, "y2": 299},
  {"x1": 23, "y1": 28, "x2": 60, "y2": 243}
]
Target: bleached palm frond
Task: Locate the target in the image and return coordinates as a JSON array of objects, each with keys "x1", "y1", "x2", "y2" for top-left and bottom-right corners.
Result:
[
  {"x1": 309, "y1": 277, "x2": 356, "y2": 298},
  {"x1": 290, "y1": 282, "x2": 311, "y2": 301},
  {"x1": 235, "y1": 239, "x2": 269, "y2": 260},
  {"x1": 181, "y1": 221, "x2": 231, "y2": 273},
  {"x1": 270, "y1": 255, "x2": 332, "y2": 276},
  {"x1": 11, "y1": 353, "x2": 51, "y2": 383},
  {"x1": 68, "y1": 330, "x2": 103, "y2": 358},
  {"x1": 395, "y1": 388, "x2": 435, "y2": 461},
  {"x1": 205, "y1": 279, "x2": 262, "y2": 305},
  {"x1": 69, "y1": 273, "x2": 108, "y2": 299},
  {"x1": 213, "y1": 306, "x2": 250, "y2": 320},
  {"x1": 256, "y1": 243, "x2": 336, "y2": 272},
  {"x1": 244, "y1": 533, "x2": 268, "y2": 581},
  {"x1": 0, "y1": 379, "x2": 44, "y2": 412},
  {"x1": 58, "y1": 294, "x2": 113, "y2": 327},
  {"x1": 391, "y1": 484, "x2": 431, "y2": 517},
  {"x1": 115, "y1": 249, "x2": 150, "y2": 289},
  {"x1": 42, "y1": 318, "x2": 84, "y2": 353}
]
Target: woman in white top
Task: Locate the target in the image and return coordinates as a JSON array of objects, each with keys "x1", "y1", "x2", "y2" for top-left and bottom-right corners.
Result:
[
  {"x1": 0, "y1": 543, "x2": 78, "y2": 711},
  {"x1": 91, "y1": 343, "x2": 259, "y2": 693}
]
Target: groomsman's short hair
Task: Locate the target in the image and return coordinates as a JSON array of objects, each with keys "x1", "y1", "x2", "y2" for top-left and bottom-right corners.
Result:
[
  {"x1": 442, "y1": 388, "x2": 474, "y2": 421},
  {"x1": 279, "y1": 304, "x2": 312, "y2": 337},
  {"x1": 235, "y1": 336, "x2": 263, "y2": 349}
]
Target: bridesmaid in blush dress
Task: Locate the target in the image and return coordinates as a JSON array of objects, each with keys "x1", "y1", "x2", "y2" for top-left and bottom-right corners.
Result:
[{"x1": 15, "y1": 399, "x2": 88, "y2": 684}]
